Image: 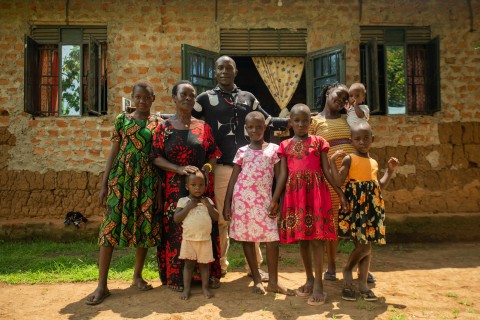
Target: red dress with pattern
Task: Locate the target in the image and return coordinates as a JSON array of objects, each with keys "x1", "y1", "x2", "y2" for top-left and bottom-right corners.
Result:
[
  {"x1": 151, "y1": 119, "x2": 221, "y2": 287},
  {"x1": 278, "y1": 135, "x2": 336, "y2": 244}
]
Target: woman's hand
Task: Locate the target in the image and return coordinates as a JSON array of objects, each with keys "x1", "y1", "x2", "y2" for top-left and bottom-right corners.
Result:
[
  {"x1": 98, "y1": 186, "x2": 108, "y2": 207},
  {"x1": 176, "y1": 165, "x2": 199, "y2": 175},
  {"x1": 339, "y1": 193, "x2": 350, "y2": 213}
]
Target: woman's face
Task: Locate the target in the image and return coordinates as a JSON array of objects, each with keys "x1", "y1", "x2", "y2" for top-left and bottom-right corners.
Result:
[
  {"x1": 131, "y1": 86, "x2": 155, "y2": 113},
  {"x1": 326, "y1": 89, "x2": 349, "y2": 114},
  {"x1": 173, "y1": 84, "x2": 196, "y2": 111}
]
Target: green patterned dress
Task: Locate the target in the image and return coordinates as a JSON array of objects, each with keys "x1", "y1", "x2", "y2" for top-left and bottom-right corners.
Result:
[{"x1": 98, "y1": 113, "x2": 161, "y2": 248}]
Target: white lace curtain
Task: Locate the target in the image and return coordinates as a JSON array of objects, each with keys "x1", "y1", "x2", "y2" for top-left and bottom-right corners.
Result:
[{"x1": 252, "y1": 56, "x2": 305, "y2": 110}]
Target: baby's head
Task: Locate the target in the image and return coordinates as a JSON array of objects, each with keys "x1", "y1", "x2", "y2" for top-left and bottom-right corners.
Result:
[
  {"x1": 185, "y1": 171, "x2": 206, "y2": 198},
  {"x1": 245, "y1": 111, "x2": 266, "y2": 142},
  {"x1": 349, "y1": 83, "x2": 366, "y2": 105},
  {"x1": 351, "y1": 122, "x2": 374, "y2": 154}
]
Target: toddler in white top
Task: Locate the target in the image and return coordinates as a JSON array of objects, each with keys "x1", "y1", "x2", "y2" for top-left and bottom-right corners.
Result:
[
  {"x1": 174, "y1": 171, "x2": 219, "y2": 300},
  {"x1": 346, "y1": 83, "x2": 370, "y2": 127}
]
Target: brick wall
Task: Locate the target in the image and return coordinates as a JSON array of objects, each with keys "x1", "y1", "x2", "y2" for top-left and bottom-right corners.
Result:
[{"x1": 0, "y1": 0, "x2": 479, "y2": 225}]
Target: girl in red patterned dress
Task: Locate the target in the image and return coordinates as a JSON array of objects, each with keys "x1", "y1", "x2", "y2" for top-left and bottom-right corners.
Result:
[{"x1": 273, "y1": 104, "x2": 348, "y2": 306}]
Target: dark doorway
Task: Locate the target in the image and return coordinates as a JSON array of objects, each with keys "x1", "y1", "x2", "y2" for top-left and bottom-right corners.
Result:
[{"x1": 233, "y1": 56, "x2": 306, "y2": 117}]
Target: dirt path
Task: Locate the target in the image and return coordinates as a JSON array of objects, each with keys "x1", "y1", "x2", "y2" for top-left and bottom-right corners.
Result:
[{"x1": 1, "y1": 242, "x2": 479, "y2": 320}]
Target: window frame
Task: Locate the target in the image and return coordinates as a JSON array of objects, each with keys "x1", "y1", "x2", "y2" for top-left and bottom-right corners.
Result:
[
  {"x1": 24, "y1": 26, "x2": 107, "y2": 117},
  {"x1": 360, "y1": 26, "x2": 440, "y2": 115}
]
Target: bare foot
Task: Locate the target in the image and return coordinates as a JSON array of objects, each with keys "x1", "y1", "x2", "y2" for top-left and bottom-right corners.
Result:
[
  {"x1": 253, "y1": 282, "x2": 266, "y2": 294},
  {"x1": 180, "y1": 289, "x2": 190, "y2": 300},
  {"x1": 307, "y1": 292, "x2": 327, "y2": 306},
  {"x1": 342, "y1": 268, "x2": 354, "y2": 286},
  {"x1": 266, "y1": 283, "x2": 295, "y2": 296},
  {"x1": 203, "y1": 287, "x2": 214, "y2": 298},
  {"x1": 85, "y1": 287, "x2": 111, "y2": 305}
]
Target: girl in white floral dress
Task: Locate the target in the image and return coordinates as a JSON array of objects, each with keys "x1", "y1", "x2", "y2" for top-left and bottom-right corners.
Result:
[{"x1": 223, "y1": 111, "x2": 293, "y2": 296}]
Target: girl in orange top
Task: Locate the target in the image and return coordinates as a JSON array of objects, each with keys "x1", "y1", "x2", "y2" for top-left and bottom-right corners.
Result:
[{"x1": 330, "y1": 122, "x2": 399, "y2": 302}]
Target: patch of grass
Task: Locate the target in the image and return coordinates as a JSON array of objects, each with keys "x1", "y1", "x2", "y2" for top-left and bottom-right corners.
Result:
[
  {"x1": 338, "y1": 239, "x2": 355, "y2": 253},
  {"x1": 447, "y1": 292, "x2": 458, "y2": 298},
  {"x1": 279, "y1": 257, "x2": 297, "y2": 266},
  {"x1": 356, "y1": 299, "x2": 377, "y2": 311},
  {"x1": 0, "y1": 240, "x2": 158, "y2": 284},
  {"x1": 227, "y1": 241, "x2": 246, "y2": 269},
  {"x1": 387, "y1": 306, "x2": 407, "y2": 320},
  {"x1": 452, "y1": 308, "x2": 460, "y2": 318},
  {"x1": 459, "y1": 300, "x2": 473, "y2": 306}
]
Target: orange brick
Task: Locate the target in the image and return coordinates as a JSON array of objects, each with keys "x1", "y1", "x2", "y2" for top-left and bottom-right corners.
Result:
[
  {"x1": 128, "y1": 53, "x2": 140, "y2": 60},
  {"x1": 73, "y1": 150, "x2": 86, "y2": 157},
  {"x1": 84, "y1": 121, "x2": 97, "y2": 128},
  {"x1": 47, "y1": 130, "x2": 59, "y2": 137},
  {"x1": 138, "y1": 67, "x2": 148, "y2": 74},
  {"x1": 55, "y1": 120, "x2": 68, "y2": 128},
  {"x1": 32, "y1": 147, "x2": 45, "y2": 155}
]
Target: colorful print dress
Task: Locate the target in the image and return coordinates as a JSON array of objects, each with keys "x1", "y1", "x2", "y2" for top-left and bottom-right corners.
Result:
[
  {"x1": 230, "y1": 143, "x2": 280, "y2": 242},
  {"x1": 337, "y1": 154, "x2": 386, "y2": 244},
  {"x1": 151, "y1": 119, "x2": 222, "y2": 287},
  {"x1": 98, "y1": 113, "x2": 161, "y2": 248},
  {"x1": 309, "y1": 115, "x2": 355, "y2": 231},
  {"x1": 278, "y1": 136, "x2": 336, "y2": 244}
]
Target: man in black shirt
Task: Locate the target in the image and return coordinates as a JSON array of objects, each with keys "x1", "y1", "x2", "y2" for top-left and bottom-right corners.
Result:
[{"x1": 193, "y1": 55, "x2": 288, "y2": 280}]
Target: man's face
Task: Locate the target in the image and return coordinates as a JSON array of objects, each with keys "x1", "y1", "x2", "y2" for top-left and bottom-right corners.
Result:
[{"x1": 215, "y1": 57, "x2": 238, "y2": 87}]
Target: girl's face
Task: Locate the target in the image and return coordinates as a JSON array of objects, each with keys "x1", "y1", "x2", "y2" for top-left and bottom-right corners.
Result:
[
  {"x1": 132, "y1": 86, "x2": 155, "y2": 113},
  {"x1": 326, "y1": 89, "x2": 349, "y2": 113},
  {"x1": 186, "y1": 175, "x2": 205, "y2": 198},
  {"x1": 245, "y1": 117, "x2": 266, "y2": 143},
  {"x1": 351, "y1": 127, "x2": 373, "y2": 155},
  {"x1": 289, "y1": 109, "x2": 311, "y2": 138},
  {"x1": 173, "y1": 84, "x2": 196, "y2": 111}
]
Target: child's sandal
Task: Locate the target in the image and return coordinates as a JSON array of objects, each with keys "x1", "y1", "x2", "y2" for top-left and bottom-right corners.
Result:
[
  {"x1": 323, "y1": 271, "x2": 337, "y2": 281},
  {"x1": 360, "y1": 289, "x2": 378, "y2": 301},
  {"x1": 341, "y1": 286, "x2": 356, "y2": 301}
]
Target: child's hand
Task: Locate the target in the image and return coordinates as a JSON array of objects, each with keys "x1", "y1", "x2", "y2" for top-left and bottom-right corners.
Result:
[
  {"x1": 187, "y1": 198, "x2": 200, "y2": 208},
  {"x1": 349, "y1": 97, "x2": 358, "y2": 107},
  {"x1": 200, "y1": 197, "x2": 210, "y2": 206},
  {"x1": 339, "y1": 193, "x2": 350, "y2": 213},
  {"x1": 223, "y1": 206, "x2": 232, "y2": 221},
  {"x1": 331, "y1": 150, "x2": 346, "y2": 161},
  {"x1": 387, "y1": 157, "x2": 400, "y2": 173},
  {"x1": 268, "y1": 202, "x2": 279, "y2": 219}
]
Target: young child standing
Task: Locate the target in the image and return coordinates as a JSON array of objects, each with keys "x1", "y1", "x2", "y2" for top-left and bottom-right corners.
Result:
[
  {"x1": 273, "y1": 104, "x2": 348, "y2": 306},
  {"x1": 330, "y1": 122, "x2": 399, "y2": 301},
  {"x1": 223, "y1": 111, "x2": 294, "y2": 296},
  {"x1": 346, "y1": 83, "x2": 370, "y2": 127},
  {"x1": 174, "y1": 171, "x2": 219, "y2": 300},
  {"x1": 86, "y1": 80, "x2": 162, "y2": 305}
]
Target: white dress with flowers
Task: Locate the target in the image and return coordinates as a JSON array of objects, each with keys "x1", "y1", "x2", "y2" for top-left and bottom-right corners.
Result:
[{"x1": 229, "y1": 143, "x2": 280, "y2": 242}]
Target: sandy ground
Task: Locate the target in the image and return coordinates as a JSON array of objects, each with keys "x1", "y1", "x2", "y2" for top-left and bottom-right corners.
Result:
[{"x1": 0, "y1": 242, "x2": 479, "y2": 320}]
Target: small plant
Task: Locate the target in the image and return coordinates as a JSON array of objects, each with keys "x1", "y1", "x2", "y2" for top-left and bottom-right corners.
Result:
[
  {"x1": 279, "y1": 257, "x2": 297, "y2": 266},
  {"x1": 338, "y1": 239, "x2": 355, "y2": 253},
  {"x1": 356, "y1": 298, "x2": 376, "y2": 311},
  {"x1": 447, "y1": 292, "x2": 458, "y2": 298},
  {"x1": 387, "y1": 306, "x2": 407, "y2": 320},
  {"x1": 452, "y1": 308, "x2": 460, "y2": 318},
  {"x1": 459, "y1": 300, "x2": 473, "y2": 306}
]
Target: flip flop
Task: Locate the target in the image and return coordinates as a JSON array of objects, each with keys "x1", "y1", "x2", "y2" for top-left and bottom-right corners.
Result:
[
  {"x1": 85, "y1": 290, "x2": 111, "y2": 305},
  {"x1": 295, "y1": 284, "x2": 313, "y2": 297},
  {"x1": 360, "y1": 289, "x2": 378, "y2": 301},
  {"x1": 258, "y1": 269, "x2": 269, "y2": 282},
  {"x1": 307, "y1": 292, "x2": 327, "y2": 306},
  {"x1": 367, "y1": 272, "x2": 376, "y2": 283},
  {"x1": 130, "y1": 283, "x2": 153, "y2": 291}
]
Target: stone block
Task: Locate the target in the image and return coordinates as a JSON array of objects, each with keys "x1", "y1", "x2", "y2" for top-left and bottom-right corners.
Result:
[
  {"x1": 451, "y1": 145, "x2": 469, "y2": 169},
  {"x1": 464, "y1": 144, "x2": 480, "y2": 166}
]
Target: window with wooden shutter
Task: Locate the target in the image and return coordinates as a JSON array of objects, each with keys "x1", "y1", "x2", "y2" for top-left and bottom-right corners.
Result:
[
  {"x1": 360, "y1": 26, "x2": 440, "y2": 116},
  {"x1": 24, "y1": 26, "x2": 107, "y2": 117}
]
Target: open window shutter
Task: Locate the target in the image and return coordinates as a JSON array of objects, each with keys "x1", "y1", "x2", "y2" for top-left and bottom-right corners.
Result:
[
  {"x1": 87, "y1": 35, "x2": 101, "y2": 115},
  {"x1": 365, "y1": 37, "x2": 381, "y2": 114},
  {"x1": 24, "y1": 35, "x2": 40, "y2": 116},
  {"x1": 306, "y1": 45, "x2": 345, "y2": 111},
  {"x1": 181, "y1": 44, "x2": 217, "y2": 95},
  {"x1": 425, "y1": 36, "x2": 440, "y2": 114}
]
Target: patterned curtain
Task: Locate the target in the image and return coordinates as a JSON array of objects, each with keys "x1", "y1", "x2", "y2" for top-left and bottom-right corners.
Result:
[{"x1": 252, "y1": 57, "x2": 304, "y2": 110}]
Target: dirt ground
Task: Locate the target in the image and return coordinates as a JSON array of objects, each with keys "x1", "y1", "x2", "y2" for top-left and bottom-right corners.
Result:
[{"x1": 1, "y1": 242, "x2": 479, "y2": 320}]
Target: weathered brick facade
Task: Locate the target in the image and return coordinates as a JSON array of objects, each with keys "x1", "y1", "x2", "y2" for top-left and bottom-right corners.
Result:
[{"x1": 0, "y1": 0, "x2": 479, "y2": 240}]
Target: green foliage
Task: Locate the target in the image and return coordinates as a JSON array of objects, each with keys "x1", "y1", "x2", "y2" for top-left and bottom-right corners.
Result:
[
  {"x1": 386, "y1": 46, "x2": 406, "y2": 109},
  {"x1": 61, "y1": 46, "x2": 81, "y2": 115}
]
